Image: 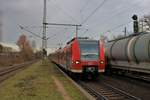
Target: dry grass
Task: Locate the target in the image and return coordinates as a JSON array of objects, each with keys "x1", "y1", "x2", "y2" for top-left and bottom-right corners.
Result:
[
  {"x1": 0, "y1": 61, "x2": 63, "y2": 100},
  {"x1": 0, "y1": 60, "x2": 88, "y2": 100}
]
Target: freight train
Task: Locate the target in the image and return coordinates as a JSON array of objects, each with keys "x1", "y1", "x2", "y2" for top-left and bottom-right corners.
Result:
[
  {"x1": 50, "y1": 37, "x2": 105, "y2": 79},
  {"x1": 105, "y1": 32, "x2": 150, "y2": 75}
]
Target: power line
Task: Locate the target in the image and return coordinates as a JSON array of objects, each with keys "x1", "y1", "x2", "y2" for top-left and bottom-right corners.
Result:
[
  {"x1": 103, "y1": 21, "x2": 132, "y2": 34},
  {"x1": 82, "y1": 29, "x2": 89, "y2": 37},
  {"x1": 81, "y1": 0, "x2": 107, "y2": 24},
  {"x1": 80, "y1": 0, "x2": 91, "y2": 13},
  {"x1": 83, "y1": 1, "x2": 146, "y2": 38},
  {"x1": 77, "y1": 28, "x2": 89, "y2": 37},
  {"x1": 48, "y1": 28, "x2": 72, "y2": 48},
  {"x1": 19, "y1": 25, "x2": 51, "y2": 40},
  {"x1": 45, "y1": 23, "x2": 81, "y2": 37},
  {"x1": 50, "y1": 0, "x2": 79, "y2": 24},
  {"x1": 23, "y1": 25, "x2": 72, "y2": 29},
  {"x1": 19, "y1": 25, "x2": 42, "y2": 39},
  {"x1": 61, "y1": 31, "x2": 73, "y2": 45},
  {"x1": 54, "y1": 27, "x2": 74, "y2": 46},
  {"x1": 101, "y1": 11, "x2": 148, "y2": 35},
  {"x1": 90, "y1": 0, "x2": 145, "y2": 29},
  {"x1": 23, "y1": 26, "x2": 43, "y2": 28},
  {"x1": 102, "y1": 11, "x2": 150, "y2": 37},
  {"x1": 48, "y1": 27, "x2": 68, "y2": 40}
]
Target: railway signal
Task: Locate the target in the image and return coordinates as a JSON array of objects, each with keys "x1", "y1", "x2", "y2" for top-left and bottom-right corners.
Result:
[{"x1": 132, "y1": 14, "x2": 139, "y2": 33}]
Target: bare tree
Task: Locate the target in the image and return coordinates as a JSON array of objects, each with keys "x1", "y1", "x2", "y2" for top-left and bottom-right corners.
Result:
[{"x1": 17, "y1": 34, "x2": 34, "y2": 61}]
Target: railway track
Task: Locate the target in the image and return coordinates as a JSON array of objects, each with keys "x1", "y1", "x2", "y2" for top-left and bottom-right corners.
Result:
[
  {"x1": 53, "y1": 61, "x2": 141, "y2": 100},
  {"x1": 52, "y1": 61, "x2": 95, "y2": 100},
  {"x1": 0, "y1": 61, "x2": 36, "y2": 83},
  {"x1": 78, "y1": 81, "x2": 141, "y2": 100},
  {"x1": 125, "y1": 73, "x2": 150, "y2": 83},
  {"x1": 101, "y1": 74, "x2": 150, "y2": 100},
  {"x1": 78, "y1": 81, "x2": 106, "y2": 100}
]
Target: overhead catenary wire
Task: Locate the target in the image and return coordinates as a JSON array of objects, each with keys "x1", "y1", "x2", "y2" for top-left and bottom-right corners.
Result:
[
  {"x1": 43, "y1": 0, "x2": 106, "y2": 46},
  {"x1": 20, "y1": 0, "x2": 78, "y2": 48},
  {"x1": 50, "y1": 0, "x2": 80, "y2": 24},
  {"x1": 80, "y1": 28, "x2": 88, "y2": 37},
  {"x1": 55, "y1": 27, "x2": 75, "y2": 47},
  {"x1": 90, "y1": 0, "x2": 146, "y2": 30},
  {"x1": 82, "y1": 1, "x2": 147, "y2": 38},
  {"x1": 48, "y1": 27, "x2": 70, "y2": 42},
  {"x1": 81, "y1": 0, "x2": 107, "y2": 25},
  {"x1": 23, "y1": 25, "x2": 72, "y2": 29},
  {"x1": 44, "y1": 0, "x2": 82, "y2": 43},
  {"x1": 19, "y1": 25, "x2": 43, "y2": 39},
  {"x1": 79, "y1": 0, "x2": 146, "y2": 39},
  {"x1": 103, "y1": 21, "x2": 132, "y2": 34},
  {"x1": 20, "y1": 0, "x2": 149, "y2": 48},
  {"x1": 103, "y1": 22, "x2": 132, "y2": 41},
  {"x1": 19, "y1": 25, "x2": 53, "y2": 40},
  {"x1": 20, "y1": 25, "x2": 69, "y2": 41},
  {"x1": 102, "y1": 7, "x2": 149, "y2": 34},
  {"x1": 101, "y1": 12, "x2": 150, "y2": 41},
  {"x1": 80, "y1": 0, "x2": 91, "y2": 13}
]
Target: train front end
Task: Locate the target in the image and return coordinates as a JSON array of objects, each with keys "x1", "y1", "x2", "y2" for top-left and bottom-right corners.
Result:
[{"x1": 71, "y1": 38, "x2": 105, "y2": 78}]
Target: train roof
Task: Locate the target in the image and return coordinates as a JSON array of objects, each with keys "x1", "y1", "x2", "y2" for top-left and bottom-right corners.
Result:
[
  {"x1": 66, "y1": 37, "x2": 96, "y2": 44},
  {"x1": 0, "y1": 42, "x2": 20, "y2": 52},
  {"x1": 108, "y1": 32, "x2": 149, "y2": 42}
]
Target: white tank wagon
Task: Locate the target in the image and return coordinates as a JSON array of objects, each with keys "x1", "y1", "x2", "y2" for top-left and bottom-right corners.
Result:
[{"x1": 105, "y1": 32, "x2": 150, "y2": 74}]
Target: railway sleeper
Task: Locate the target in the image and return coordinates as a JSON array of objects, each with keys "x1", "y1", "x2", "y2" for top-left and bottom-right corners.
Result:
[
  {"x1": 107, "y1": 96, "x2": 125, "y2": 100},
  {"x1": 100, "y1": 92, "x2": 115, "y2": 95},
  {"x1": 103, "y1": 93, "x2": 121, "y2": 97}
]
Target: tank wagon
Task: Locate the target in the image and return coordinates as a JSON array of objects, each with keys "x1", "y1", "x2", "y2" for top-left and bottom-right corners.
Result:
[
  {"x1": 50, "y1": 37, "x2": 105, "y2": 79},
  {"x1": 105, "y1": 32, "x2": 150, "y2": 74}
]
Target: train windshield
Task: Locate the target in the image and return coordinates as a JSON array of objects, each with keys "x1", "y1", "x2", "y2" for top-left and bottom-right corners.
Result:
[{"x1": 79, "y1": 40, "x2": 99, "y2": 60}]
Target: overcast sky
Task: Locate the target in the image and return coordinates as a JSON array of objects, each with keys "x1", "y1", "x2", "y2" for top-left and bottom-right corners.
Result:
[{"x1": 0, "y1": 0, "x2": 150, "y2": 48}]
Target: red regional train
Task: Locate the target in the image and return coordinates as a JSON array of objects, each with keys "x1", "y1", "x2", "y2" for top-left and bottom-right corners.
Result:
[{"x1": 50, "y1": 37, "x2": 105, "y2": 79}]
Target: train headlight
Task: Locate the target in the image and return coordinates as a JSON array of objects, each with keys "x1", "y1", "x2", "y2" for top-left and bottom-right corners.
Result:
[
  {"x1": 100, "y1": 60, "x2": 104, "y2": 64},
  {"x1": 75, "y1": 61, "x2": 80, "y2": 64}
]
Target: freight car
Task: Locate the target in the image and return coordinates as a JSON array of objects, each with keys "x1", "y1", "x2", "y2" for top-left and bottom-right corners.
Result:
[
  {"x1": 50, "y1": 37, "x2": 105, "y2": 79},
  {"x1": 105, "y1": 32, "x2": 150, "y2": 75}
]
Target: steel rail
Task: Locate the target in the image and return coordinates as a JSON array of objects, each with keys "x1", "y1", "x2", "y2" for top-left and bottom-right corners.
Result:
[
  {"x1": 79, "y1": 81, "x2": 141, "y2": 100},
  {"x1": 0, "y1": 61, "x2": 36, "y2": 83}
]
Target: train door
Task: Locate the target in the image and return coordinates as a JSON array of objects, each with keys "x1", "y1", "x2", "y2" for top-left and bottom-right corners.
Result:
[{"x1": 66, "y1": 46, "x2": 72, "y2": 70}]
